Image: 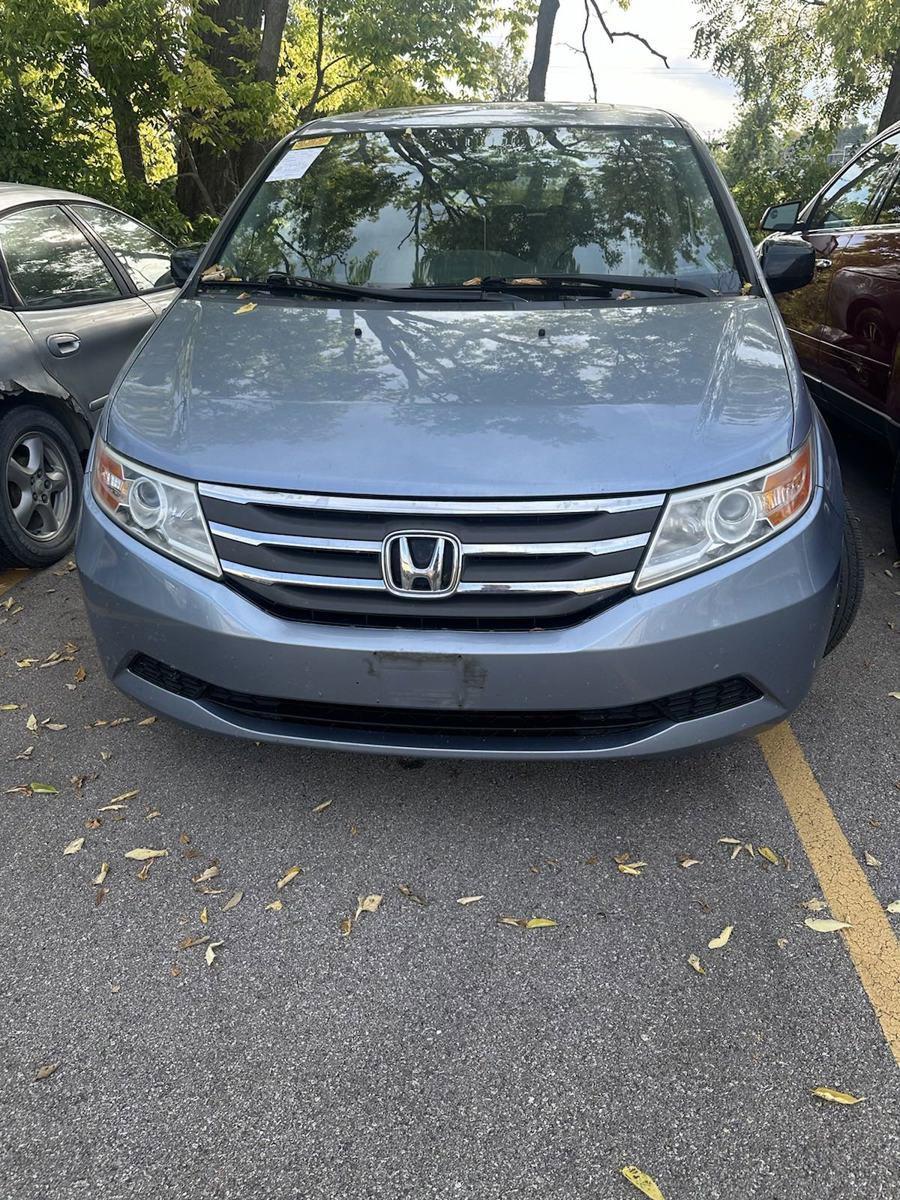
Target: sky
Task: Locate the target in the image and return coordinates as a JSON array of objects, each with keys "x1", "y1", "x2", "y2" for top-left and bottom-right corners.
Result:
[{"x1": 532, "y1": 0, "x2": 739, "y2": 137}]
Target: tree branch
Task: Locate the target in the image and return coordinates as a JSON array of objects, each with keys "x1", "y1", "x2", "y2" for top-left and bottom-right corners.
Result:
[
  {"x1": 588, "y1": 1, "x2": 669, "y2": 68},
  {"x1": 581, "y1": 0, "x2": 598, "y2": 102}
]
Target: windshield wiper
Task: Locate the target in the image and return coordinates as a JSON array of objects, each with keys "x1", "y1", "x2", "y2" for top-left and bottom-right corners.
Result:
[
  {"x1": 458, "y1": 274, "x2": 715, "y2": 299},
  {"x1": 199, "y1": 273, "x2": 497, "y2": 303}
]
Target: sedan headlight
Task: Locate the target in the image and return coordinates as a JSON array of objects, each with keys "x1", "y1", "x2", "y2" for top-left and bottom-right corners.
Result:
[
  {"x1": 91, "y1": 438, "x2": 220, "y2": 577},
  {"x1": 635, "y1": 433, "x2": 814, "y2": 591}
]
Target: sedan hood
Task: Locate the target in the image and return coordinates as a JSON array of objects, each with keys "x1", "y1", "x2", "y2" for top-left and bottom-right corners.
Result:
[{"x1": 106, "y1": 294, "x2": 796, "y2": 497}]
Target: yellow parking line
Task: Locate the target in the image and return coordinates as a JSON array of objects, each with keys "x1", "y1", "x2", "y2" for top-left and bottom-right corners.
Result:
[
  {"x1": 0, "y1": 567, "x2": 29, "y2": 598},
  {"x1": 759, "y1": 722, "x2": 900, "y2": 1066}
]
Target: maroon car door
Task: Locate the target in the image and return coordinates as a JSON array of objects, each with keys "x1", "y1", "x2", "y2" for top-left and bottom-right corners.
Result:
[
  {"x1": 813, "y1": 132, "x2": 900, "y2": 429},
  {"x1": 778, "y1": 134, "x2": 900, "y2": 390}
]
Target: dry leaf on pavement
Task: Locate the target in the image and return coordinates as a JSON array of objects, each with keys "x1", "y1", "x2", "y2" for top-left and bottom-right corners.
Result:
[
  {"x1": 339, "y1": 916, "x2": 352, "y2": 936},
  {"x1": 205, "y1": 941, "x2": 223, "y2": 967},
  {"x1": 199, "y1": 907, "x2": 209, "y2": 925},
  {"x1": 277, "y1": 865, "x2": 302, "y2": 889},
  {"x1": 759, "y1": 846, "x2": 780, "y2": 865},
  {"x1": 811, "y1": 1087, "x2": 865, "y2": 1105},
  {"x1": 457, "y1": 896, "x2": 484, "y2": 905},
  {"x1": 355, "y1": 894, "x2": 382, "y2": 919},
  {"x1": 687, "y1": 954, "x2": 705, "y2": 974},
  {"x1": 524, "y1": 917, "x2": 557, "y2": 929},
  {"x1": 192, "y1": 864, "x2": 220, "y2": 884},
  {"x1": 621, "y1": 1164, "x2": 666, "y2": 1199},
  {"x1": 708, "y1": 925, "x2": 734, "y2": 950},
  {"x1": 265, "y1": 899, "x2": 283, "y2": 912},
  {"x1": 63, "y1": 837, "x2": 84, "y2": 855},
  {"x1": 311, "y1": 799, "x2": 333, "y2": 813},
  {"x1": 864, "y1": 852, "x2": 882, "y2": 868},
  {"x1": 804, "y1": 918, "x2": 851, "y2": 933},
  {"x1": 617, "y1": 861, "x2": 647, "y2": 876},
  {"x1": 92, "y1": 863, "x2": 109, "y2": 886},
  {"x1": 678, "y1": 858, "x2": 700, "y2": 868},
  {"x1": 34, "y1": 1063, "x2": 59, "y2": 1082},
  {"x1": 886, "y1": 900, "x2": 900, "y2": 914},
  {"x1": 30, "y1": 782, "x2": 58, "y2": 794},
  {"x1": 222, "y1": 890, "x2": 243, "y2": 912},
  {"x1": 178, "y1": 934, "x2": 209, "y2": 950},
  {"x1": 124, "y1": 848, "x2": 168, "y2": 861},
  {"x1": 802, "y1": 898, "x2": 827, "y2": 912},
  {"x1": 398, "y1": 883, "x2": 427, "y2": 905},
  {"x1": 26, "y1": 713, "x2": 37, "y2": 732}
]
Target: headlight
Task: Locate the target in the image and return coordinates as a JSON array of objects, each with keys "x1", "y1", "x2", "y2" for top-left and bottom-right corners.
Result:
[
  {"x1": 635, "y1": 433, "x2": 814, "y2": 591},
  {"x1": 91, "y1": 438, "x2": 220, "y2": 577}
]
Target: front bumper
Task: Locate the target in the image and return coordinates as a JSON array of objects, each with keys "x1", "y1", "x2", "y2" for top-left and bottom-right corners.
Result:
[{"x1": 76, "y1": 483, "x2": 842, "y2": 760}]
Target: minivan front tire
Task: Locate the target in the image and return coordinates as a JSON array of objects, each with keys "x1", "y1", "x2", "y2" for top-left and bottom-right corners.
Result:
[
  {"x1": 0, "y1": 405, "x2": 82, "y2": 567},
  {"x1": 824, "y1": 502, "x2": 863, "y2": 656}
]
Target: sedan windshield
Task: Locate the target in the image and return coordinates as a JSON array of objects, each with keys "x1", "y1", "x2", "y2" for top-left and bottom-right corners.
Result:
[{"x1": 215, "y1": 124, "x2": 743, "y2": 295}]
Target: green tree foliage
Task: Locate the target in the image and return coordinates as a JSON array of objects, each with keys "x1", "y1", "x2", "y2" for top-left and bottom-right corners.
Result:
[
  {"x1": 695, "y1": 0, "x2": 900, "y2": 230},
  {"x1": 0, "y1": 0, "x2": 533, "y2": 235}
]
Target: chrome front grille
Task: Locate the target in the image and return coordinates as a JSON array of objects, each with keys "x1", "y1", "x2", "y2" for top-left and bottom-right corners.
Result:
[{"x1": 198, "y1": 484, "x2": 665, "y2": 630}]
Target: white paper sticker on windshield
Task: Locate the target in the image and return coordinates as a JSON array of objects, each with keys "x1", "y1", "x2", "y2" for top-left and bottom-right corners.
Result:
[{"x1": 267, "y1": 144, "x2": 327, "y2": 183}]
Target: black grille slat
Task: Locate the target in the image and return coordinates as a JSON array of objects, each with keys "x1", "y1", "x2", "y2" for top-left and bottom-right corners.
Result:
[{"x1": 129, "y1": 655, "x2": 763, "y2": 738}]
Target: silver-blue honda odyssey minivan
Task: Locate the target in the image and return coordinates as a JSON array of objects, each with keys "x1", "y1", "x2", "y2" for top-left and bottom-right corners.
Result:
[{"x1": 76, "y1": 103, "x2": 860, "y2": 758}]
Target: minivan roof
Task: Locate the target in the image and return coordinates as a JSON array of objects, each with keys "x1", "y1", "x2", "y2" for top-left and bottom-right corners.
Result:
[{"x1": 298, "y1": 101, "x2": 682, "y2": 138}]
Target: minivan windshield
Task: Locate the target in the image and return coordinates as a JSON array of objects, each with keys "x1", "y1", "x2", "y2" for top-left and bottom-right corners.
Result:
[{"x1": 213, "y1": 124, "x2": 743, "y2": 296}]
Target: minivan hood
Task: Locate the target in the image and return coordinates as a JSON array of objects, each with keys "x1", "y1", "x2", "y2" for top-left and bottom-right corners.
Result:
[{"x1": 106, "y1": 294, "x2": 796, "y2": 497}]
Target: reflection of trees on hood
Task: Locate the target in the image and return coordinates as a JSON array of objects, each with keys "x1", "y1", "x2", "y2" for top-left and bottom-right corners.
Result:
[{"x1": 218, "y1": 125, "x2": 739, "y2": 290}]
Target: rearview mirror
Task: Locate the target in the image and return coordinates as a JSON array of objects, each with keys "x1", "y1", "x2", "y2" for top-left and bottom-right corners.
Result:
[
  {"x1": 170, "y1": 246, "x2": 202, "y2": 286},
  {"x1": 759, "y1": 236, "x2": 815, "y2": 295},
  {"x1": 760, "y1": 201, "x2": 802, "y2": 233}
]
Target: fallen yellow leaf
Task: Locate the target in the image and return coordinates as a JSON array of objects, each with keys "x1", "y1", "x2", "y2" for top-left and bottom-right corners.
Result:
[
  {"x1": 222, "y1": 890, "x2": 243, "y2": 912},
  {"x1": 199, "y1": 907, "x2": 209, "y2": 925},
  {"x1": 678, "y1": 858, "x2": 700, "y2": 868},
  {"x1": 687, "y1": 953, "x2": 705, "y2": 974},
  {"x1": 311, "y1": 799, "x2": 333, "y2": 813},
  {"x1": 26, "y1": 713, "x2": 38, "y2": 731},
  {"x1": 811, "y1": 1086, "x2": 865, "y2": 1105},
  {"x1": 717, "y1": 837, "x2": 741, "y2": 845},
  {"x1": 802, "y1": 898, "x2": 827, "y2": 912},
  {"x1": 457, "y1": 895, "x2": 484, "y2": 905},
  {"x1": 621, "y1": 1164, "x2": 666, "y2": 1199},
  {"x1": 759, "y1": 846, "x2": 780, "y2": 865},
  {"x1": 886, "y1": 900, "x2": 900, "y2": 914},
  {"x1": 34, "y1": 1063, "x2": 59, "y2": 1081},
  {"x1": 63, "y1": 837, "x2": 84, "y2": 855},
  {"x1": 205, "y1": 940, "x2": 223, "y2": 967},
  {"x1": 178, "y1": 934, "x2": 209, "y2": 950},
  {"x1": 525, "y1": 917, "x2": 557, "y2": 929},
  {"x1": 355, "y1": 893, "x2": 382, "y2": 918},
  {"x1": 192, "y1": 864, "x2": 219, "y2": 884},
  {"x1": 30, "y1": 782, "x2": 58, "y2": 794},
  {"x1": 234, "y1": 302, "x2": 257, "y2": 315},
  {"x1": 339, "y1": 916, "x2": 352, "y2": 937},
  {"x1": 265, "y1": 899, "x2": 283, "y2": 912},
  {"x1": 617, "y1": 862, "x2": 647, "y2": 876},
  {"x1": 805, "y1": 918, "x2": 851, "y2": 933},
  {"x1": 864, "y1": 852, "x2": 882, "y2": 868},
  {"x1": 124, "y1": 848, "x2": 168, "y2": 861},
  {"x1": 92, "y1": 862, "x2": 109, "y2": 886},
  {"x1": 277, "y1": 865, "x2": 302, "y2": 889},
  {"x1": 708, "y1": 925, "x2": 734, "y2": 950}
]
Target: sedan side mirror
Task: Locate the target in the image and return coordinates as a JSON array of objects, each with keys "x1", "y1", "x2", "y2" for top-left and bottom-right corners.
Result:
[
  {"x1": 759, "y1": 236, "x2": 816, "y2": 295},
  {"x1": 170, "y1": 246, "x2": 202, "y2": 286},
  {"x1": 760, "y1": 200, "x2": 802, "y2": 233}
]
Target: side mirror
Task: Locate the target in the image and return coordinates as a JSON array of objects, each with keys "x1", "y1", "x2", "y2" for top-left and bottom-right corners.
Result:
[
  {"x1": 759, "y1": 236, "x2": 816, "y2": 295},
  {"x1": 760, "y1": 200, "x2": 802, "y2": 233},
  {"x1": 170, "y1": 246, "x2": 202, "y2": 286}
]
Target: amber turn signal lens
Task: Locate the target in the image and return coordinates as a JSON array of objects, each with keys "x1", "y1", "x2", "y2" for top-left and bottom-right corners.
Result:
[
  {"x1": 93, "y1": 444, "x2": 128, "y2": 514},
  {"x1": 761, "y1": 438, "x2": 812, "y2": 527}
]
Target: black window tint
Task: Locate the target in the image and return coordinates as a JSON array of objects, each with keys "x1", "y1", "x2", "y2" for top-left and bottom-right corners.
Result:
[
  {"x1": 0, "y1": 205, "x2": 120, "y2": 308},
  {"x1": 875, "y1": 134, "x2": 900, "y2": 225},
  {"x1": 812, "y1": 135, "x2": 900, "y2": 229},
  {"x1": 76, "y1": 205, "x2": 173, "y2": 292}
]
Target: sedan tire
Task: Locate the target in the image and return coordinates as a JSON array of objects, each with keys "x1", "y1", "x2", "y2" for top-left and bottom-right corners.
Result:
[{"x1": 0, "y1": 405, "x2": 82, "y2": 568}]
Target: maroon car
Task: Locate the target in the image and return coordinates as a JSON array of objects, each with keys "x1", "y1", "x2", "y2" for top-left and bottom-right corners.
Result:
[{"x1": 759, "y1": 121, "x2": 900, "y2": 549}]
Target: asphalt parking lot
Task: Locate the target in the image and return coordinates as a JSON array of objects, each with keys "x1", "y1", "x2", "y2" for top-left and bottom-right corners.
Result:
[{"x1": 0, "y1": 425, "x2": 898, "y2": 1200}]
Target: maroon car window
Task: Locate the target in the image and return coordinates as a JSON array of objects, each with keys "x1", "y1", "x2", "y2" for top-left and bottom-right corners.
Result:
[
  {"x1": 0, "y1": 205, "x2": 121, "y2": 309},
  {"x1": 811, "y1": 134, "x2": 900, "y2": 229},
  {"x1": 875, "y1": 134, "x2": 900, "y2": 225}
]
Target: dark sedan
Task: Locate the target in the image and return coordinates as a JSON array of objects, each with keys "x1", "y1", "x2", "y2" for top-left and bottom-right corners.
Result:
[
  {"x1": 759, "y1": 120, "x2": 900, "y2": 548},
  {"x1": 0, "y1": 184, "x2": 177, "y2": 566}
]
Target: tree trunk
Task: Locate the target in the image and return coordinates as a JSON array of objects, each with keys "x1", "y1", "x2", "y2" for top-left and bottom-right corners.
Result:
[
  {"x1": 176, "y1": 0, "x2": 292, "y2": 219},
  {"x1": 86, "y1": 0, "x2": 147, "y2": 187},
  {"x1": 877, "y1": 50, "x2": 900, "y2": 133},
  {"x1": 527, "y1": 0, "x2": 559, "y2": 101}
]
